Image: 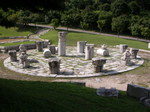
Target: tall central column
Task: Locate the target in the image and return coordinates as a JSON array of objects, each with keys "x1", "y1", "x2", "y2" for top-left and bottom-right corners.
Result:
[{"x1": 58, "y1": 32, "x2": 67, "y2": 56}]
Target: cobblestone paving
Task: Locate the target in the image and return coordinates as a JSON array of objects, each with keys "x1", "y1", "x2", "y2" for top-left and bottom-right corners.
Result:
[{"x1": 4, "y1": 46, "x2": 144, "y2": 78}]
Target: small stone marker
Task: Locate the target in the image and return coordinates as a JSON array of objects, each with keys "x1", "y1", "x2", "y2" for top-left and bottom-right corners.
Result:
[
  {"x1": 77, "y1": 41, "x2": 87, "y2": 53},
  {"x1": 19, "y1": 44, "x2": 26, "y2": 53},
  {"x1": 120, "y1": 44, "x2": 128, "y2": 53},
  {"x1": 8, "y1": 50, "x2": 17, "y2": 62},
  {"x1": 85, "y1": 44, "x2": 94, "y2": 60},
  {"x1": 48, "y1": 58, "x2": 61, "y2": 74},
  {"x1": 43, "y1": 49, "x2": 51, "y2": 58},
  {"x1": 127, "y1": 84, "x2": 150, "y2": 99},
  {"x1": 130, "y1": 48, "x2": 139, "y2": 59},
  {"x1": 122, "y1": 50, "x2": 132, "y2": 66},
  {"x1": 97, "y1": 87, "x2": 119, "y2": 97},
  {"x1": 148, "y1": 43, "x2": 150, "y2": 49},
  {"x1": 36, "y1": 41, "x2": 43, "y2": 52},
  {"x1": 96, "y1": 44, "x2": 109, "y2": 56},
  {"x1": 58, "y1": 32, "x2": 67, "y2": 56},
  {"x1": 48, "y1": 45, "x2": 56, "y2": 54},
  {"x1": 92, "y1": 58, "x2": 106, "y2": 72},
  {"x1": 19, "y1": 52, "x2": 30, "y2": 68}
]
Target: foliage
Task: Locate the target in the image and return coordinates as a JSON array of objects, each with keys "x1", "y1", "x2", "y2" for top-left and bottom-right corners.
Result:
[{"x1": 51, "y1": 18, "x2": 59, "y2": 29}]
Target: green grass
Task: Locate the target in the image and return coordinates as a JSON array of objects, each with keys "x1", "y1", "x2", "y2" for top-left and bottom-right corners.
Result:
[
  {"x1": 0, "y1": 41, "x2": 35, "y2": 46},
  {"x1": 41, "y1": 30, "x2": 150, "y2": 50},
  {"x1": 0, "y1": 78, "x2": 149, "y2": 112},
  {"x1": 0, "y1": 26, "x2": 37, "y2": 37}
]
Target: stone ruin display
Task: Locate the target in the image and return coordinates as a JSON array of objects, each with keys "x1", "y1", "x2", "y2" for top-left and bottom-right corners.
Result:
[
  {"x1": 122, "y1": 50, "x2": 132, "y2": 66},
  {"x1": 58, "y1": 32, "x2": 67, "y2": 56},
  {"x1": 77, "y1": 41, "x2": 87, "y2": 53},
  {"x1": 85, "y1": 44, "x2": 94, "y2": 60},
  {"x1": 96, "y1": 44, "x2": 109, "y2": 56},
  {"x1": 92, "y1": 58, "x2": 107, "y2": 73},
  {"x1": 120, "y1": 44, "x2": 128, "y2": 53},
  {"x1": 8, "y1": 50, "x2": 17, "y2": 62},
  {"x1": 19, "y1": 44, "x2": 27, "y2": 54},
  {"x1": 48, "y1": 45, "x2": 56, "y2": 54},
  {"x1": 130, "y1": 48, "x2": 139, "y2": 59},
  {"x1": 43, "y1": 49, "x2": 51, "y2": 58},
  {"x1": 148, "y1": 43, "x2": 150, "y2": 49},
  {"x1": 97, "y1": 87, "x2": 119, "y2": 97},
  {"x1": 48, "y1": 58, "x2": 61, "y2": 74},
  {"x1": 19, "y1": 52, "x2": 30, "y2": 68},
  {"x1": 36, "y1": 41, "x2": 44, "y2": 52}
]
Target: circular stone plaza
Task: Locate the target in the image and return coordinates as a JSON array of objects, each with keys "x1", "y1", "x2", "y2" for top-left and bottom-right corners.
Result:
[{"x1": 4, "y1": 46, "x2": 144, "y2": 78}]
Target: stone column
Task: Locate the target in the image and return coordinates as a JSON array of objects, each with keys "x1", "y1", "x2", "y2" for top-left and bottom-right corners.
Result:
[
  {"x1": 43, "y1": 49, "x2": 51, "y2": 58},
  {"x1": 120, "y1": 44, "x2": 128, "y2": 53},
  {"x1": 122, "y1": 50, "x2": 132, "y2": 66},
  {"x1": 36, "y1": 41, "x2": 43, "y2": 52},
  {"x1": 92, "y1": 58, "x2": 107, "y2": 73},
  {"x1": 130, "y1": 48, "x2": 139, "y2": 59},
  {"x1": 8, "y1": 50, "x2": 17, "y2": 62},
  {"x1": 77, "y1": 41, "x2": 87, "y2": 53},
  {"x1": 19, "y1": 44, "x2": 26, "y2": 54},
  {"x1": 48, "y1": 45, "x2": 56, "y2": 54},
  {"x1": 48, "y1": 58, "x2": 61, "y2": 74},
  {"x1": 19, "y1": 52, "x2": 30, "y2": 68},
  {"x1": 148, "y1": 43, "x2": 150, "y2": 49},
  {"x1": 85, "y1": 44, "x2": 94, "y2": 60},
  {"x1": 58, "y1": 32, "x2": 67, "y2": 56}
]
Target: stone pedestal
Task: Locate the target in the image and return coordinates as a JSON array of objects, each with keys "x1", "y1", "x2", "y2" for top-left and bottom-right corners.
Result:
[
  {"x1": 48, "y1": 58, "x2": 61, "y2": 74},
  {"x1": 122, "y1": 50, "x2": 132, "y2": 66},
  {"x1": 19, "y1": 44, "x2": 26, "y2": 53},
  {"x1": 96, "y1": 49, "x2": 109, "y2": 56},
  {"x1": 130, "y1": 48, "x2": 139, "y2": 59},
  {"x1": 19, "y1": 52, "x2": 30, "y2": 68},
  {"x1": 85, "y1": 44, "x2": 94, "y2": 60},
  {"x1": 92, "y1": 58, "x2": 106, "y2": 72},
  {"x1": 58, "y1": 32, "x2": 67, "y2": 56},
  {"x1": 48, "y1": 45, "x2": 56, "y2": 54},
  {"x1": 120, "y1": 44, "x2": 128, "y2": 53},
  {"x1": 36, "y1": 41, "x2": 43, "y2": 52},
  {"x1": 77, "y1": 41, "x2": 87, "y2": 53},
  {"x1": 8, "y1": 50, "x2": 17, "y2": 62},
  {"x1": 43, "y1": 49, "x2": 51, "y2": 58},
  {"x1": 148, "y1": 43, "x2": 150, "y2": 49}
]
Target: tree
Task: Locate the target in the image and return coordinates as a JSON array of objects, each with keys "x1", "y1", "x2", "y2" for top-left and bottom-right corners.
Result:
[
  {"x1": 128, "y1": 1, "x2": 140, "y2": 15},
  {"x1": 112, "y1": 15, "x2": 129, "y2": 36},
  {"x1": 61, "y1": 14, "x2": 72, "y2": 30},
  {"x1": 80, "y1": 21, "x2": 89, "y2": 30},
  {"x1": 51, "y1": 18, "x2": 59, "y2": 30},
  {"x1": 141, "y1": 27, "x2": 150, "y2": 39}
]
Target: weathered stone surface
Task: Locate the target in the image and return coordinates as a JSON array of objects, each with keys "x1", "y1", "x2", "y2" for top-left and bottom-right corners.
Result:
[
  {"x1": 85, "y1": 44, "x2": 94, "y2": 60},
  {"x1": 130, "y1": 48, "x2": 139, "y2": 59},
  {"x1": 48, "y1": 58, "x2": 61, "y2": 74},
  {"x1": 77, "y1": 41, "x2": 87, "y2": 53},
  {"x1": 148, "y1": 43, "x2": 150, "y2": 49},
  {"x1": 36, "y1": 41, "x2": 43, "y2": 52},
  {"x1": 127, "y1": 84, "x2": 150, "y2": 99},
  {"x1": 97, "y1": 87, "x2": 119, "y2": 97},
  {"x1": 19, "y1": 44, "x2": 26, "y2": 53},
  {"x1": 120, "y1": 44, "x2": 128, "y2": 53},
  {"x1": 48, "y1": 45, "x2": 56, "y2": 54},
  {"x1": 92, "y1": 58, "x2": 106, "y2": 72},
  {"x1": 122, "y1": 50, "x2": 132, "y2": 66},
  {"x1": 58, "y1": 32, "x2": 67, "y2": 56},
  {"x1": 8, "y1": 50, "x2": 17, "y2": 62},
  {"x1": 43, "y1": 49, "x2": 51, "y2": 58},
  {"x1": 96, "y1": 49, "x2": 109, "y2": 56},
  {"x1": 19, "y1": 52, "x2": 30, "y2": 68}
]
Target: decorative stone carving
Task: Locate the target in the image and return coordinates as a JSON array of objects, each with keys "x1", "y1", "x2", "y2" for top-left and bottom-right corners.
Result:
[
  {"x1": 48, "y1": 45, "x2": 56, "y2": 54},
  {"x1": 43, "y1": 49, "x2": 51, "y2": 58},
  {"x1": 77, "y1": 41, "x2": 87, "y2": 53},
  {"x1": 19, "y1": 52, "x2": 30, "y2": 68},
  {"x1": 120, "y1": 44, "x2": 128, "y2": 53},
  {"x1": 8, "y1": 50, "x2": 17, "y2": 62},
  {"x1": 19, "y1": 44, "x2": 26, "y2": 53},
  {"x1": 58, "y1": 32, "x2": 67, "y2": 56},
  {"x1": 96, "y1": 44, "x2": 109, "y2": 56},
  {"x1": 36, "y1": 41, "x2": 43, "y2": 52},
  {"x1": 85, "y1": 44, "x2": 94, "y2": 60},
  {"x1": 97, "y1": 87, "x2": 119, "y2": 97},
  {"x1": 48, "y1": 58, "x2": 61, "y2": 74},
  {"x1": 92, "y1": 58, "x2": 106, "y2": 72},
  {"x1": 122, "y1": 50, "x2": 132, "y2": 66},
  {"x1": 130, "y1": 48, "x2": 139, "y2": 59}
]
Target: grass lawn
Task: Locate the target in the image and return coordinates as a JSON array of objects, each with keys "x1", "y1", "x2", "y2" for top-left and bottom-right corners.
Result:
[
  {"x1": 40, "y1": 30, "x2": 150, "y2": 50},
  {"x1": 0, "y1": 41, "x2": 35, "y2": 47},
  {"x1": 0, "y1": 78, "x2": 149, "y2": 112},
  {"x1": 0, "y1": 26, "x2": 37, "y2": 38}
]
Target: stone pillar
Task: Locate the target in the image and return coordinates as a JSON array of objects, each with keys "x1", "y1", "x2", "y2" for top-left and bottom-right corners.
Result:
[
  {"x1": 19, "y1": 44, "x2": 26, "y2": 53},
  {"x1": 58, "y1": 32, "x2": 67, "y2": 56},
  {"x1": 43, "y1": 49, "x2": 51, "y2": 58},
  {"x1": 8, "y1": 50, "x2": 17, "y2": 62},
  {"x1": 77, "y1": 41, "x2": 87, "y2": 53},
  {"x1": 130, "y1": 48, "x2": 139, "y2": 59},
  {"x1": 19, "y1": 52, "x2": 30, "y2": 68},
  {"x1": 48, "y1": 45, "x2": 56, "y2": 54},
  {"x1": 92, "y1": 58, "x2": 106, "y2": 73},
  {"x1": 122, "y1": 50, "x2": 132, "y2": 66},
  {"x1": 148, "y1": 43, "x2": 150, "y2": 49},
  {"x1": 85, "y1": 44, "x2": 94, "y2": 60},
  {"x1": 48, "y1": 58, "x2": 61, "y2": 74},
  {"x1": 36, "y1": 41, "x2": 43, "y2": 52},
  {"x1": 120, "y1": 44, "x2": 128, "y2": 53}
]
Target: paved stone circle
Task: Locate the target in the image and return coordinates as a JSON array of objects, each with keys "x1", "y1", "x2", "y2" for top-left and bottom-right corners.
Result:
[{"x1": 4, "y1": 46, "x2": 144, "y2": 78}]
